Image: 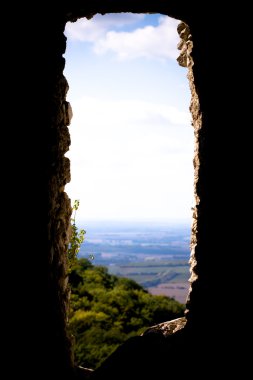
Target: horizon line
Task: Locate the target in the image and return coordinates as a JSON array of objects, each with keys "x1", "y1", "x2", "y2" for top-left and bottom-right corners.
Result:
[{"x1": 75, "y1": 218, "x2": 192, "y2": 224}]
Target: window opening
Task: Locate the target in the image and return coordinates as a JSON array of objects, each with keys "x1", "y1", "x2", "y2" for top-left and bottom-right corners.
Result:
[{"x1": 64, "y1": 13, "x2": 193, "y2": 370}]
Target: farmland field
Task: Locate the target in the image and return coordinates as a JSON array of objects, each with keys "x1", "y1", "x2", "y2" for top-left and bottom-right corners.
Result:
[
  {"x1": 108, "y1": 260, "x2": 190, "y2": 303},
  {"x1": 78, "y1": 220, "x2": 191, "y2": 303}
]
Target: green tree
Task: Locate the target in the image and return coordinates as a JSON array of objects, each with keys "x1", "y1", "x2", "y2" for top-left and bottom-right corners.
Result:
[
  {"x1": 66, "y1": 206, "x2": 185, "y2": 370},
  {"x1": 68, "y1": 258, "x2": 185, "y2": 370}
]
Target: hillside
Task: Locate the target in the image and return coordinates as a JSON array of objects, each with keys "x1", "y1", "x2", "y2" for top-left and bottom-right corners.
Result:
[{"x1": 68, "y1": 258, "x2": 185, "y2": 370}]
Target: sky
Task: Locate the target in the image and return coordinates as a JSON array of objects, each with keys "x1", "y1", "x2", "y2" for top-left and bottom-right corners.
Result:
[{"x1": 63, "y1": 13, "x2": 194, "y2": 224}]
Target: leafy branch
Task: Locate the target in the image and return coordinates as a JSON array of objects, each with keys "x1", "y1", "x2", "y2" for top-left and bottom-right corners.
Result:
[{"x1": 67, "y1": 200, "x2": 86, "y2": 269}]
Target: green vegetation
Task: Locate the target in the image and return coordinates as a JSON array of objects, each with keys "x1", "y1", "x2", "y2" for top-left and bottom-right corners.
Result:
[
  {"x1": 67, "y1": 200, "x2": 86, "y2": 270},
  {"x1": 66, "y1": 202, "x2": 186, "y2": 370},
  {"x1": 68, "y1": 258, "x2": 185, "y2": 370}
]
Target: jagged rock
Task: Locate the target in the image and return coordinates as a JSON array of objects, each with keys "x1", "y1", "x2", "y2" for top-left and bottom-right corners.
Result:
[
  {"x1": 142, "y1": 317, "x2": 187, "y2": 337},
  {"x1": 74, "y1": 366, "x2": 94, "y2": 379}
]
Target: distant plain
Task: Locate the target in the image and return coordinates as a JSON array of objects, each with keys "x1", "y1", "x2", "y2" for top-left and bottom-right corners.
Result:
[{"x1": 78, "y1": 220, "x2": 191, "y2": 303}]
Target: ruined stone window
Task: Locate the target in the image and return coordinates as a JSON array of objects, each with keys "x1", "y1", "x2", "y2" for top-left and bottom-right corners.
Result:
[{"x1": 63, "y1": 12, "x2": 196, "y2": 369}]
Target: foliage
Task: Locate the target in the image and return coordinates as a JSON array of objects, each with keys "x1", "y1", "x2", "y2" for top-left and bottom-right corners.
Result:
[
  {"x1": 67, "y1": 200, "x2": 86, "y2": 269},
  {"x1": 68, "y1": 258, "x2": 186, "y2": 370},
  {"x1": 66, "y1": 205, "x2": 185, "y2": 369}
]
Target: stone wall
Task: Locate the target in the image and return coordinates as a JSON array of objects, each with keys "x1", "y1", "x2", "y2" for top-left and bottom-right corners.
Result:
[
  {"x1": 176, "y1": 21, "x2": 199, "y2": 318},
  {"x1": 3, "y1": 2, "x2": 248, "y2": 379}
]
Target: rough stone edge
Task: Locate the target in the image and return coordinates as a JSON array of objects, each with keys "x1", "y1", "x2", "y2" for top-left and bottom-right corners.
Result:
[
  {"x1": 177, "y1": 21, "x2": 201, "y2": 315},
  {"x1": 141, "y1": 317, "x2": 187, "y2": 338},
  {"x1": 74, "y1": 366, "x2": 94, "y2": 379}
]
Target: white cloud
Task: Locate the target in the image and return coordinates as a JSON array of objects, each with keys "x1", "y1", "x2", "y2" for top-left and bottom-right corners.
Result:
[
  {"x1": 65, "y1": 13, "x2": 145, "y2": 42},
  {"x1": 66, "y1": 96, "x2": 191, "y2": 162},
  {"x1": 65, "y1": 14, "x2": 180, "y2": 62},
  {"x1": 94, "y1": 16, "x2": 180, "y2": 61},
  {"x1": 65, "y1": 96, "x2": 194, "y2": 221}
]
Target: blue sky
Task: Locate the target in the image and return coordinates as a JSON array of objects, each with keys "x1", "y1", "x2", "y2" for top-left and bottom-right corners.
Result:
[{"x1": 63, "y1": 13, "x2": 194, "y2": 223}]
